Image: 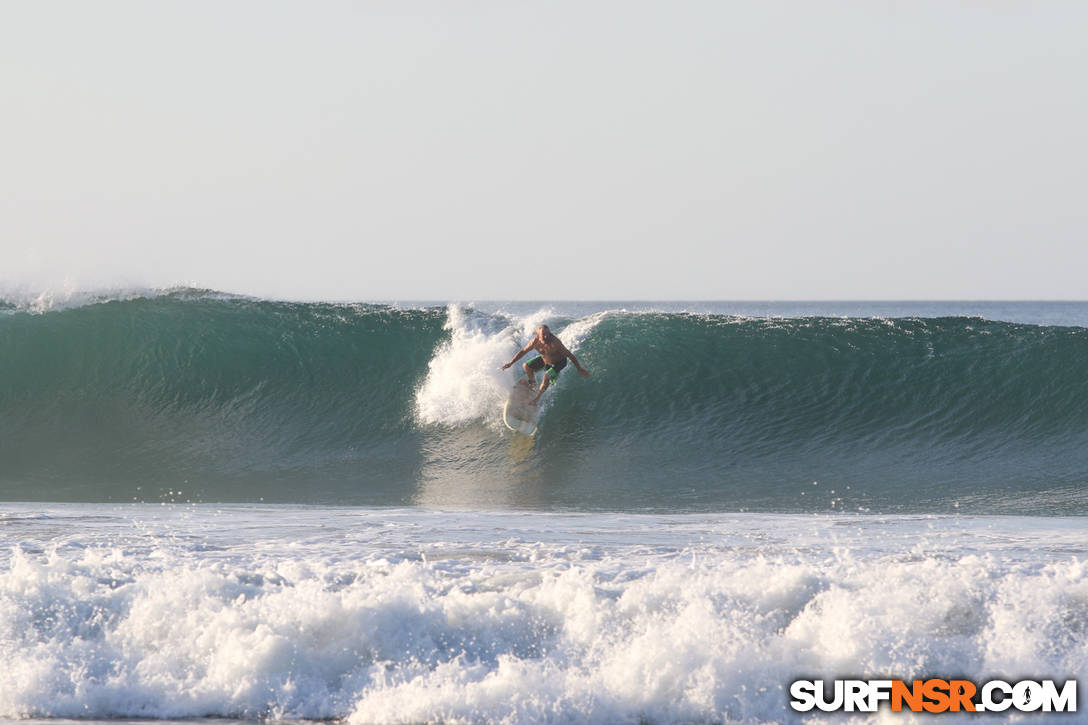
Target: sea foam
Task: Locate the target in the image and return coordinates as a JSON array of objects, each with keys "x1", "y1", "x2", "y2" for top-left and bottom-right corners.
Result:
[{"x1": 0, "y1": 507, "x2": 1084, "y2": 724}]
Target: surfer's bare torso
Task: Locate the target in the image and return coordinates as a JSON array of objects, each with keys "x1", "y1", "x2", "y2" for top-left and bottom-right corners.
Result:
[{"x1": 528, "y1": 334, "x2": 567, "y2": 365}]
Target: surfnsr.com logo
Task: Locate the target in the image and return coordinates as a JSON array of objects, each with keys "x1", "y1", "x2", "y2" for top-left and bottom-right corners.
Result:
[{"x1": 790, "y1": 679, "x2": 1077, "y2": 713}]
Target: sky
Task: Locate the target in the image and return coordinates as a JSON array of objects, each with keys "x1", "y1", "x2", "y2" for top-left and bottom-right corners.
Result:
[{"x1": 2, "y1": 1, "x2": 1086, "y2": 301}]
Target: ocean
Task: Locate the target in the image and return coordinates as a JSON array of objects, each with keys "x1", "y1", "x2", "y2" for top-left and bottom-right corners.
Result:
[{"x1": 0, "y1": 291, "x2": 1085, "y2": 723}]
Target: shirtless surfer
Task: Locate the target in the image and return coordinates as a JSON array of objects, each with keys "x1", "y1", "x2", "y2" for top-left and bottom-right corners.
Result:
[{"x1": 501, "y1": 325, "x2": 590, "y2": 405}]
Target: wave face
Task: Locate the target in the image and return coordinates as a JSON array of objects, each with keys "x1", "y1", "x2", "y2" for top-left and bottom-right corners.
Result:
[{"x1": 2, "y1": 292, "x2": 1087, "y2": 514}]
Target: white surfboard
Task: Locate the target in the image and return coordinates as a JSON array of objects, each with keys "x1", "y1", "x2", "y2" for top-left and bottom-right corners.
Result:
[{"x1": 503, "y1": 378, "x2": 540, "y2": 435}]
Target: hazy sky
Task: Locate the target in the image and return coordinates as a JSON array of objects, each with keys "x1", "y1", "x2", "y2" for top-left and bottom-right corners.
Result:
[{"x1": 3, "y1": 1, "x2": 1086, "y2": 300}]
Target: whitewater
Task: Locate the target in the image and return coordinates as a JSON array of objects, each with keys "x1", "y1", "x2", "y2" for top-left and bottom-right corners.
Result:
[
  {"x1": 2, "y1": 506, "x2": 1085, "y2": 724},
  {"x1": 1, "y1": 291, "x2": 1086, "y2": 723}
]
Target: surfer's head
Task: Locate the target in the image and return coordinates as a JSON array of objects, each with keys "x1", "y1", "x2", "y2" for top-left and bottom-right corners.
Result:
[{"x1": 536, "y1": 325, "x2": 554, "y2": 343}]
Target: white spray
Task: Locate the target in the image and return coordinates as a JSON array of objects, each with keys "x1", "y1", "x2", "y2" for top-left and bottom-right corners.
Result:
[{"x1": 413, "y1": 305, "x2": 603, "y2": 428}]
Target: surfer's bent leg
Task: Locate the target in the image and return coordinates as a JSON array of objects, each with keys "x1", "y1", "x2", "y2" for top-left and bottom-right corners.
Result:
[
  {"x1": 523, "y1": 356, "x2": 545, "y2": 384},
  {"x1": 531, "y1": 376, "x2": 551, "y2": 404},
  {"x1": 549, "y1": 358, "x2": 567, "y2": 383},
  {"x1": 530, "y1": 361, "x2": 565, "y2": 404}
]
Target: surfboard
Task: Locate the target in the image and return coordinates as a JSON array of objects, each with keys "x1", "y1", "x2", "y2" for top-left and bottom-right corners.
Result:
[{"x1": 503, "y1": 378, "x2": 540, "y2": 435}]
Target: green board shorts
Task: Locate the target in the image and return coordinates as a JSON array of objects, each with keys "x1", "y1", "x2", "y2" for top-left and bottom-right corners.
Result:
[{"x1": 526, "y1": 356, "x2": 567, "y2": 384}]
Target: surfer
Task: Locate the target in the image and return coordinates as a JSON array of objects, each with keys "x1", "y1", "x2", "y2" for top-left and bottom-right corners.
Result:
[{"x1": 501, "y1": 325, "x2": 590, "y2": 404}]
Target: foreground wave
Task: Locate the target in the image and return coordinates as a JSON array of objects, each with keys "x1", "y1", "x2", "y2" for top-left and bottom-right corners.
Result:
[
  {"x1": 0, "y1": 506, "x2": 1084, "y2": 724},
  {"x1": 2, "y1": 291, "x2": 1086, "y2": 514}
]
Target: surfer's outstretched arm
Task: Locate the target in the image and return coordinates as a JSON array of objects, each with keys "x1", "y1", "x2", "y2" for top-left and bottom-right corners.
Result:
[
  {"x1": 501, "y1": 341, "x2": 536, "y2": 371},
  {"x1": 561, "y1": 344, "x2": 591, "y2": 378}
]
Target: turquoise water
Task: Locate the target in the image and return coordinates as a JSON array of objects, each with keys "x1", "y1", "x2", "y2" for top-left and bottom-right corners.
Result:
[{"x1": 1, "y1": 291, "x2": 1087, "y2": 514}]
